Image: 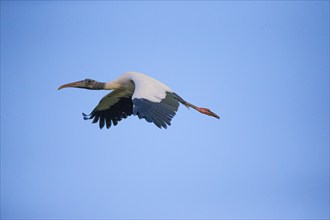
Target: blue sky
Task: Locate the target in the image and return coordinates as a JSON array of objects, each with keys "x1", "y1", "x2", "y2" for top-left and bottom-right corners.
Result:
[{"x1": 1, "y1": 1, "x2": 329, "y2": 219}]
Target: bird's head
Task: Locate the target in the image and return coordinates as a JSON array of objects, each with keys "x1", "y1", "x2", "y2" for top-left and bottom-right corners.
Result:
[{"x1": 58, "y1": 78, "x2": 105, "y2": 90}]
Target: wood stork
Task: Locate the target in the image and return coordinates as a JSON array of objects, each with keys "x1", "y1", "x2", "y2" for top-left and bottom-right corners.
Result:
[{"x1": 58, "y1": 72, "x2": 219, "y2": 129}]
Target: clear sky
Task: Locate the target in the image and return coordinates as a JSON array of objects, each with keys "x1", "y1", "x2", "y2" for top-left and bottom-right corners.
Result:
[{"x1": 1, "y1": 1, "x2": 329, "y2": 219}]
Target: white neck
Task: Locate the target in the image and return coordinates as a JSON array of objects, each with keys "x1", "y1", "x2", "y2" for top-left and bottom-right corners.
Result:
[{"x1": 104, "y1": 81, "x2": 122, "y2": 90}]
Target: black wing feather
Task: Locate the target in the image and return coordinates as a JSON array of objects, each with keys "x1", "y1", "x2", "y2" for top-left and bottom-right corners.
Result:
[
  {"x1": 132, "y1": 92, "x2": 180, "y2": 129},
  {"x1": 83, "y1": 96, "x2": 133, "y2": 129}
]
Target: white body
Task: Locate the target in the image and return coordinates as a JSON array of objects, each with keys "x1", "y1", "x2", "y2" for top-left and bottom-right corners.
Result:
[{"x1": 106, "y1": 72, "x2": 172, "y2": 103}]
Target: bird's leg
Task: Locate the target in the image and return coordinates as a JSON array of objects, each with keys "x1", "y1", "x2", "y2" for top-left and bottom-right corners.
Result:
[{"x1": 182, "y1": 101, "x2": 220, "y2": 119}]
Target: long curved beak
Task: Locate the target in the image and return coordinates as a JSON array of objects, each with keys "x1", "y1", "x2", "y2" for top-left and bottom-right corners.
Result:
[{"x1": 58, "y1": 80, "x2": 84, "y2": 90}]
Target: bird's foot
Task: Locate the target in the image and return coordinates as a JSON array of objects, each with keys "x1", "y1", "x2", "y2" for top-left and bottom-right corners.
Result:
[{"x1": 196, "y1": 107, "x2": 220, "y2": 119}]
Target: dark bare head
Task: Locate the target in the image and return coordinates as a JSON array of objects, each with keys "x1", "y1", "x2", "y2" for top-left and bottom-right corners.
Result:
[{"x1": 58, "y1": 79, "x2": 105, "y2": 90}]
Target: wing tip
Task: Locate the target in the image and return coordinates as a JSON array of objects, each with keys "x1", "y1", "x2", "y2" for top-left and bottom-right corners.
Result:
[{"x1": 82, "y1": 112, "x2": 91, "y2": 120}]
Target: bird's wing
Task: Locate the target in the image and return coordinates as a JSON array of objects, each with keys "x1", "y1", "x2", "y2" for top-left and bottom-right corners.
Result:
[
  {"x1": 129, "y1": 73, "x2": 180, "y2": 129},
  {"x1": 83, "y1": 89, "x2": 133, "y2": 129}
]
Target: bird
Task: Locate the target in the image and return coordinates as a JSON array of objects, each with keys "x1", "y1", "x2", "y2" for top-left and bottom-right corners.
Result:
[{"x1": 58, "y1": 72, "x2": 219, "y2": 129}]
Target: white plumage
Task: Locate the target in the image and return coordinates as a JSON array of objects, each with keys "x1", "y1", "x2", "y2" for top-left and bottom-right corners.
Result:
[
  {"x1": 130, "y1": 72, "x2": 172, "y2": 102},
  {"x1": 109, "y1": 72, "x2": 172, "y2": 102}
]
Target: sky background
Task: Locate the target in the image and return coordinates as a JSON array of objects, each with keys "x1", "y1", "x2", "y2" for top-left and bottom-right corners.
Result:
[{"x1": 1, "y1": 1, "x2": 329, "y2": 219}]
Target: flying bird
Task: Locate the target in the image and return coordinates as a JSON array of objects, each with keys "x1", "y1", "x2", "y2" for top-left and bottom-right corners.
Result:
[{"x1": 58, "y1": 72, "x2": 219, "y2": 129}]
